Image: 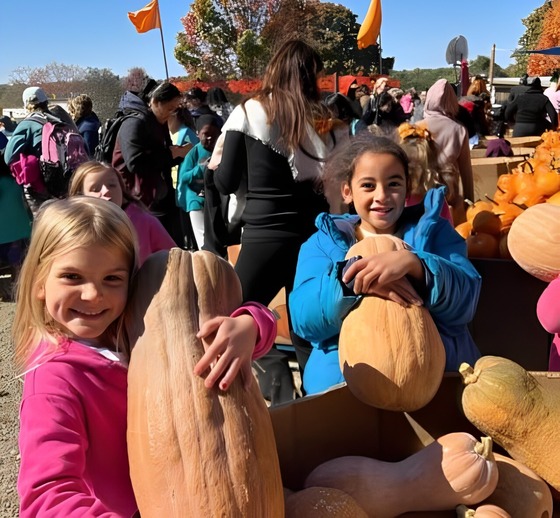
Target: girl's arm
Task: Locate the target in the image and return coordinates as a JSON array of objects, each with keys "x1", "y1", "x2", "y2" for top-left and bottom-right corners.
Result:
[
  {"x1": 194, "y1": 302, "x2": 276, "y2": 391},
  {"x1": 341, "y1": 249, "x2": 424, "y2": 307},
  {"x1": 289, "y1": 231, "x2": 358, "y2": 344},
  {"x1": 537, "y1": 277, "x2": 560, "y2": 334}
]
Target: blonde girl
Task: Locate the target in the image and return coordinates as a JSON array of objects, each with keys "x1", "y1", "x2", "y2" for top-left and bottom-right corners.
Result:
[
  {"x1": 69, "y1": 160, "x2": 176, "y2": 265},
  {"x1": 397, "y1": 122, "x2": 455, "y2": 224},
  {"x1": 13, "y1": 196, "x2": 276, "y2": 516}
]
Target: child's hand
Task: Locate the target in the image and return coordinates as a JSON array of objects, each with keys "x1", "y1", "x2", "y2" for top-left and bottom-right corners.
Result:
[
  {"x1": 342, "y1": 250, "x2": 424, "y2": 306},
  {"x1": 194, "y1": 314, "x2": 257, "y2": 391}
]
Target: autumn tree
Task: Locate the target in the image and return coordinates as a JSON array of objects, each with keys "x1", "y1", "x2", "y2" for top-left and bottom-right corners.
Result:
[
  {"x1": 175, "y1": 0, "x2": 281, "y2": 79},
  {"x1": 174, "y1": 0, "x2": 386, "y2": 79},
  {"x1": 527, "y1": 0, "x2": 560, "y2": 75}
]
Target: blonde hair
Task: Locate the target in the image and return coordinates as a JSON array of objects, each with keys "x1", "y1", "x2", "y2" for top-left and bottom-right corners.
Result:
[
  {"x1": 68, "y1": 160, "x2": 143, "y2": 209},
  {"x1": 13, "y1": 197, "x2": 138, "y2": 371},
  {"x1": 68, "y1": 94, "x2": 93, "y2": 121},
  {"x1": 398, "y1": 122, "x2": 451, "y2": 198}
]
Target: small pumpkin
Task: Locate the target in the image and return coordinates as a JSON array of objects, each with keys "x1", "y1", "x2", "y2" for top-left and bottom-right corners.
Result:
[
  {"x1": 460, "y1": 355, "x2": 560, "y2": 492},
  {"x1": 339, "y1": 236, "x2": 446, "y2": 411},
  {"x1": 507, "y1": 203, "x2": 560, "y2": 282},
  {"x1": 455, "y1": 221, "x2": 472, "y2": 239},
  {"x1": 471, "y1": 211, "x2": 501, "y2": 236},
  {"x1": 466, "y1": 232, "x2": 499, "y2": 259},
  {"x1": 126, "y1": 249, "x2": 284, "y2": 517}
]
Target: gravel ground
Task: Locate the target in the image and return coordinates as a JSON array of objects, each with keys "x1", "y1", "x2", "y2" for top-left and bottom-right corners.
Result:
[{"x1": 0, "y1": 299, "x2": 19, "y2": 518}]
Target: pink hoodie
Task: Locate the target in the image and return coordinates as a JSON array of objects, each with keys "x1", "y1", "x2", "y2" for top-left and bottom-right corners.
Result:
[
  {"x1": 18, "y1": 304, "x2": 275, "y2": 517},
  {"x1": 536, "y1": 276, "x2": 560, "y2": 371}
]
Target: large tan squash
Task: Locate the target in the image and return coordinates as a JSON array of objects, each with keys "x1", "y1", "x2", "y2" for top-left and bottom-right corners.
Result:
[
  {"x1": 507, "y1": 203, "x2": 560, "y2": 282},
  {"x1": 126, "y1": 248, "x2": 284, "y2": 517},
  {"x1": 339, "y1": 236, "x2": 446, "y2": 411},
  {"x1": 460, "y1": 355, "x2": 560, "y2": 493}
]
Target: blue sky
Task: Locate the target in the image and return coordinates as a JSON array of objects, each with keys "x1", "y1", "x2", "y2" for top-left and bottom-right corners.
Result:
[{"x1": 0, "y1": 0, "x2": 545, "y2": 84}]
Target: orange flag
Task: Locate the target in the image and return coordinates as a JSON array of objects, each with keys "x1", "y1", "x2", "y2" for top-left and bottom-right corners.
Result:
[
  {"x1": 128, "y1": 0, "x2": 161, "y2": 33},
  {"x1": 357, "y1": 0, "x2": 382, "y2": 50}
]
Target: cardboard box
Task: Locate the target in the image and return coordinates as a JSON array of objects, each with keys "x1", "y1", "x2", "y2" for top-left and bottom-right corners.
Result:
[
  {"x1": 469, "y1": 258, "x2": 553, "y2": 371},
  {"x1": 270, "y1": 374, "x2": 560, "y2": 516},
  {"x1": 471, "y1": 156, "x2": 525, "y2": 202}
]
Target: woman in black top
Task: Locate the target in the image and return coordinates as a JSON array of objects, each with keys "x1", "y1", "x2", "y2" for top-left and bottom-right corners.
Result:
[{"x1": 209, "y1": 40, "x2": 348, "y2": 402}]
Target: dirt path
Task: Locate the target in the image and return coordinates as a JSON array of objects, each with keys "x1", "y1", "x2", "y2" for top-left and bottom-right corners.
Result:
[{"x1": 0, "y1": 301, "x2": 19, "y2": 518}]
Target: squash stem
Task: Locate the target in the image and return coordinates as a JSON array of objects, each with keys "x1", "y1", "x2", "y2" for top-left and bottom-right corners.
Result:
[
  {"x1": 456, "y1": 505, "x2": 475, "y2": 518},
  {"x1": 474, "y1": 436, "x2": 493, "y2": 459},
  {"x1": 458, "y1": 363, "x2": 478, "y2": 384}
]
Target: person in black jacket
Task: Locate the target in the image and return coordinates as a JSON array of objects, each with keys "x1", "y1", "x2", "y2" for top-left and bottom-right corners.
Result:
[
  {"x1": 505, "y1": 77, "x2": 558, "y2": 137},
  {"x1": 112, "y1": 82, "x2": 189, "y2": 244}
]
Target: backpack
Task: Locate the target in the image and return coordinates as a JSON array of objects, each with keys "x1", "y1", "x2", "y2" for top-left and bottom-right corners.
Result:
[
  {"x1": 94, "y1": 112, "x2": 142, "y2": 164},
  {"x1": 28, "y1": 113, "x2": 88, "y2": 198}
]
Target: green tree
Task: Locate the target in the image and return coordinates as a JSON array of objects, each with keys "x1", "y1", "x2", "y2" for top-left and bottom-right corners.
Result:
[
  {"x1": 310, "y1": 2, "x2": 380, "y2": 75},
  {"x1": 468, "y1": 55, "x2": 508, "y2": 78}
]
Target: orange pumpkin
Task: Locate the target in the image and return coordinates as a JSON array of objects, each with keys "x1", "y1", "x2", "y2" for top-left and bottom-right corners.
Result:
[
  {"x1": 466, "y1": 233, "x2": 499, "y2": 259},
  {"x1": 455, "y1": 221, "x2": 472, "y2": 239},
  {"x1": 472, "y1": 210, "x2": 502, "y2": 236},
  {"x1": 466, "y1": 200, "x2": 495, "y2": 223},
  {"x1": 546, "y1": 190, "x2": 560, "y2": 205}
]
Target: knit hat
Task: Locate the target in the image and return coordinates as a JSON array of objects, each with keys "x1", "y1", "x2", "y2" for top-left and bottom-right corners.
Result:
[{"x1": 22, "y1": 87, "x2": 48, "y2": 107}]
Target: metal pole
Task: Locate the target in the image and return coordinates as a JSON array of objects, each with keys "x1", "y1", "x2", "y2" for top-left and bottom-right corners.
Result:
[
  {"x1": 489, "y1": 44, "x2": 496, "y2": 88},
  {"x1": 156, "y1": 1, "x2": 169, "y2": 80},
  {"x1": 378, "y1": 32, "x2": 382, "y2": 74}
]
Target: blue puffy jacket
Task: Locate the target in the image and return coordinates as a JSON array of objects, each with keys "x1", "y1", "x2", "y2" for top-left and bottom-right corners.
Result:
[{"x1": 289, "y1": 186, "x2": 481, "y2": 395}]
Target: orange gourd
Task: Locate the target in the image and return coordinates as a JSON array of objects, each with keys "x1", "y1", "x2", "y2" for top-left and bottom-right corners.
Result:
[
  {"x1": 507, "y1": 203, "x2": 560, "y2": 282},
  {"x1": 466, "y1": 200, "x2": 495, "y2": 223},
  {"x1": 546, "y1": 190, "x2": 560, "y2": 205},
  {"x1": 466, "y1": 232, "x2": 499, "y2": 258},
  {"x1": 460, "y1": 356, "x2": 560, "y2": 493},
  {"x1": 455, "y1": 221, "x2": 472, "y2": 239},
  {"x1": 126, "y1": 249, "x2": 284, "y2": 517},
  {"x1": 471, "y1": 211, "x2": 501, "y2": 236},
  {"x1": 304, "y1": 432, "x2": 499, "y2": 517},
  {"x1": 338, "y1": 236, "x2": 446, "y2": 411}
]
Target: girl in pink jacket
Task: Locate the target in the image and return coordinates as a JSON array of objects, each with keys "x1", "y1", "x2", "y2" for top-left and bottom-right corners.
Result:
[{"x1": 13, "y1": 197, "x2": 276, "y2": 517}]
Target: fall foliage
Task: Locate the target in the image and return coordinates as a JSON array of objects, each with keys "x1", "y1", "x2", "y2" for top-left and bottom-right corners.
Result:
[{"x1": 527, "y1": 0, "x2": 560, "y2": 76}]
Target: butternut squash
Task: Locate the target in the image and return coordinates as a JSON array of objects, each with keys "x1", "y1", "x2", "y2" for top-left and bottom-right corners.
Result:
[
  {"x1": 339, "y1": 235, "x2": 446, "y2": 411},
  {"x1": 125, "y1": 249, "x2": 284, "y2": 517},
  {"x1": 304, "y1": 432, "x2": 499, "y2": 517},
  {"x1": 481, "y1": 453, "x2": 553, "y2": 518},
  {"x1": 460, "y1": 356, "x2": 560, "y2": 493},
  {"x1": 507, "y1": 203, "x2": 560, "y2": 282},
  {"x1": 285, "y1": 487, "x2": 368, "y2": 518}
]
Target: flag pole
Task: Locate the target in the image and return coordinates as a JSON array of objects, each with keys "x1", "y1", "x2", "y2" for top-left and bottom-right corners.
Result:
[{"x1": 156, "y1": 0, "x2": 169, "y2": 80}]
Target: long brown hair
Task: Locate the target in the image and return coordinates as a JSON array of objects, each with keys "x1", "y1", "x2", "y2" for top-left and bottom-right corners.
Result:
[{"x1": 249, "y1": 39, "x2": 330, "y2": 151}]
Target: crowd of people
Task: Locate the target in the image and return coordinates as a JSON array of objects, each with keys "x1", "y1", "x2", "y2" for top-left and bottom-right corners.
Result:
[{"x1": 1, "y1": 38, "x2": 559, "y2": 516}]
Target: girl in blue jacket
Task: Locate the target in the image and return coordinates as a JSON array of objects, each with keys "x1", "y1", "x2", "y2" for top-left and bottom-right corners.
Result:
[{"x1": 289, "y1": 135, "x2": 481, "y2": 395}]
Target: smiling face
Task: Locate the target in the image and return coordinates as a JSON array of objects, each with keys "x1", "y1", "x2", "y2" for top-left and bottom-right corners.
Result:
[
  {"x1": 342, "y1": 151, "x2": 408, "y2": 235},
  {"x1": 81, "y1": 168, "x2": 124, "y2": 207},
  {"x1": 37, "y1": 244, "x2": 130, "y2": 345}
]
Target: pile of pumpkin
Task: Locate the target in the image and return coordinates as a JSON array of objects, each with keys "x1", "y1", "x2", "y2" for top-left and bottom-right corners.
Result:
[{"x1": 456, "y1": 130, "x2": 560, "y2": 259}]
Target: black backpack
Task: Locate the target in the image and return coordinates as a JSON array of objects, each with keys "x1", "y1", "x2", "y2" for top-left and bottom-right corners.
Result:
[{"x1": 94, "y1": 112, "x2": 142, "y2": 163}]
